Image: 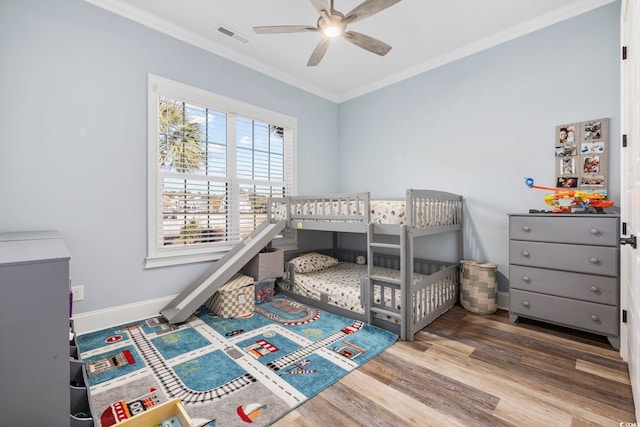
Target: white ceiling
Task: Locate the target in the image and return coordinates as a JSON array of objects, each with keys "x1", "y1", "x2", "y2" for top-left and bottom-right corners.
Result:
[{"x1": 87, "y1": 0, "x2": 616, "y2": 102}]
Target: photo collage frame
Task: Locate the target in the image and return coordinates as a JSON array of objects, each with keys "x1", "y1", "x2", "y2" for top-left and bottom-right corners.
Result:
[{"x1": 555, "y1": 118, "x2": 608, "y2": 197}]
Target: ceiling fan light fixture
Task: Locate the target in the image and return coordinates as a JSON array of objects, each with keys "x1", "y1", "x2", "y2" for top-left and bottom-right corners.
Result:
[
  {"x1": 254, "y1": 0, "x2": 401, "y2": 66},
  {"x1": 323, "y1": 26, "x2": 341, "y2": 37}
]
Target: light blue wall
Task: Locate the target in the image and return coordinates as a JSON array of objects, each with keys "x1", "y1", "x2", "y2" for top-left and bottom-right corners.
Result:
[
  {"x1": 0, "y1": 0, "x2": 339, "y2": 312},
  {"x1": 338, "y1": 2, "x2": 620, "y2": 290},
  {"x1": 0, "y1": 0, "x2": 620, "y2": 312}
]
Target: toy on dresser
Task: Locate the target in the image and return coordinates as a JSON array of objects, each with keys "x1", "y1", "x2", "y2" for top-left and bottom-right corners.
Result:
[{"x1": 524, "y1": 177, "x2": 613, "y2": 213}]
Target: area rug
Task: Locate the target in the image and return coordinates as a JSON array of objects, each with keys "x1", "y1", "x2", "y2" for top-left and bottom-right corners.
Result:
[{"x1": 76, "y1": 296, "x2": 398, "y2": 426}]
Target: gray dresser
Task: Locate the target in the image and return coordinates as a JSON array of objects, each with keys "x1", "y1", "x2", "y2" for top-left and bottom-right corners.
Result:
[
  {"x1": 508, "y1": 213, "x2": 620, "y2": 349},
  {"x1": 0, "y1": 231, "x2": 71, "y2": 426}
]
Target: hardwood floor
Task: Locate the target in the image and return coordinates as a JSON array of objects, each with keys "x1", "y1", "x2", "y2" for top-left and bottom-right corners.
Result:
[{"x1": 273, "y1": 305, "x2": 636, "y2": 427}]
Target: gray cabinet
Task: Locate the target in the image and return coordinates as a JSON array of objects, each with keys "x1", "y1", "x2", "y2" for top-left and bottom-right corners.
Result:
[
  {"x1": 508, "y1": 214, "x2": 620, "y2": 349},
  {"x1": 0, "y1": 231, "x2": 71, "y2": 426}
]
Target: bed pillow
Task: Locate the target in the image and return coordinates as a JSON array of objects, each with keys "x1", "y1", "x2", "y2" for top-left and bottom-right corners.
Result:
[{"x1": 290, "y1": 252, "x2": 339, "y2": 274}]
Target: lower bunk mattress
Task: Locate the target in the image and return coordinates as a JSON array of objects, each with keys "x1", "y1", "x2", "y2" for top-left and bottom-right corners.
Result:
[{"x1": 287, "y1": 261, "x2": 458, "y2": 325}]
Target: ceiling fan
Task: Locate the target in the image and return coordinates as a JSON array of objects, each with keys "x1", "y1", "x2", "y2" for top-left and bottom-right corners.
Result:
[{"x1": 253, "y1": 0, "x2": 401, "y2": 66}]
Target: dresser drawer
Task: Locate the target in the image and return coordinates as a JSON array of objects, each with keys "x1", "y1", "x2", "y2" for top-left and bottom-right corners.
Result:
[
  {"x1": 510, "y1": 216, "x2": 618, "y2": 246},
  {"x1": 509, "y1": 240, "x2": 618, "y2": 276},
  {"x1": 509, "y1": 265, "x2": 618, "y2": 305},
  {"x1": 510, "y1": 290, "x2": 618, "y2": 336}
]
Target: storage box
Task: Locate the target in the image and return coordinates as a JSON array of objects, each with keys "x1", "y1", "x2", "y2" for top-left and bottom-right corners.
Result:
[
  {"x1": 115, "y1": 398, "x2": 193, "y2": 427},
  {"x1": 243, "y1": 248, "x2": 284, "y2": 281},
  {"x1": 205, "y1": 274, "x2": 255, "y2": 318},
  {"x1": 255, "y1": 279, "x2": 276, "y2": 304}
]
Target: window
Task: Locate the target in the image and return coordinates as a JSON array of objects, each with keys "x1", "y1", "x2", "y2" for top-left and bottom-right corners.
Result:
[{"x1": 146, "y1": 75, "x2": 296, "y2": 268}]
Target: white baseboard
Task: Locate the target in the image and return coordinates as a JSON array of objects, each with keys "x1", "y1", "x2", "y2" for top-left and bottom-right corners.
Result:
[
  {"x1": 71, "y1": 295, "x2": 176, "y2": 335},
  {"x1": 71, "y1": 291, "x2": 513, "y2": 335}
]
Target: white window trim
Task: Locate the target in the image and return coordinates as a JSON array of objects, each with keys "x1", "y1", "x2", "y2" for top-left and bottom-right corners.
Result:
[{"x1": 145, "y1": 74, "x2": 297, "y2": 269}]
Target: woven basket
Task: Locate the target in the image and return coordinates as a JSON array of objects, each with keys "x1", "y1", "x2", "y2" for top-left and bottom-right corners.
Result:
[{"x1": 460, "y1": 260, "x2": 498, "y2": 314}]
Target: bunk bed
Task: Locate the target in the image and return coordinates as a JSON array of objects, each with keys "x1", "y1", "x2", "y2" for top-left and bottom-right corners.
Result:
[{"x1": 267, "y1": 189, "x2": 463, "y2": 340}]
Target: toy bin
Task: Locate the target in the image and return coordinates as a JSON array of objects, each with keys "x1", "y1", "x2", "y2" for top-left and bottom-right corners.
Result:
[
  {"x1": 255, "y1": 279, "x2": 276, "y2": 304},
  {"x1": 116, "y1": 398, "x2": 193, "y2": 427},
  {"x1": 206, "y1": 274, "x2": 255, "y2": 318},
  {"x1": 243, "y1": 248, "x2": 284, "y2": 281},
  {"x1": 459, "y1": 260, "x2": 498, "y2": 314}
]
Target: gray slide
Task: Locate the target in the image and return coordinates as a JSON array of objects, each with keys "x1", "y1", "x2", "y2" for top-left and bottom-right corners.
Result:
[{"x1": 161, "y1": 220, "x2": 286, "y2": 324}]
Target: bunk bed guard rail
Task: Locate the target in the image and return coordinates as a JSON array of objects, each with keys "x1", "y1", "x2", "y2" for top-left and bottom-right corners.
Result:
[{"x1": 267, "y1": 190, "x2": 462, "y2": 230}]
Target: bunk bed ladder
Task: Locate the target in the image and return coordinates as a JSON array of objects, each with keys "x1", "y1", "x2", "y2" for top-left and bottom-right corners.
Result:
[{"x1": 367, "y1": 223, "x2": 410, "y2": 340}]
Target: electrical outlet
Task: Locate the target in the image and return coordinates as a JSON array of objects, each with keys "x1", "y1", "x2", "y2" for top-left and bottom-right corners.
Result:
[{"x1": 71, "y1": 285, "x2": 84, "y2": 301}]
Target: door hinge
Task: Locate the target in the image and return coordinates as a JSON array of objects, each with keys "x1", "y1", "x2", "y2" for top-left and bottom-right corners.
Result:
[
  {"x1": 623, "y1": 309, "x2": 628, "y2": 323},
  {"x1": 620, "y1": 234, "x2": 637, "y2": 249},
  {"x1": 623, "y1": 46, "x2": 628, "y2": 60},
  {"x1": 623, "y1": 134, "x2": 628, "y2": 148}
]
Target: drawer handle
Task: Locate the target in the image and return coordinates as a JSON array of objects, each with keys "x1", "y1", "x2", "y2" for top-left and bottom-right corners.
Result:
[
  {"x1": 590, "y1": 228, "x2": 600, "y2": 235},
  {"x1": 522, "y1": 301, "x2": 530, "y2": 308},
  {"x1": 590, "y1": 314, "x2": 600, "y2": 322},
  {"x1": 522, "y1": 275, "x2": 530, "y2": 282},
  {"x1": 522, "y1": 251, "x2": 530, "y2": 258},
  {"x1": 589, "y1": 257, "x2": 599, "y2": 264},
  {"x1": 589, "y1": 285, "x2": 600, "y2": 293},
  {"x1": 522, "y1": 226, "x2": 531, "y2": 232}
]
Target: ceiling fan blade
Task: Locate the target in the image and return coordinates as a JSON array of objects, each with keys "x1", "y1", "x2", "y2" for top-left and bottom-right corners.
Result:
[
  {"x1": 345, "y1": 0, "x2": 401, "y2": 24},
  {"x1": 253, "y1": 25, "x2": 316, "y2": 34},
  {"x1": 343, "y1": 31, "x2": 392, "y2": 56},
  {"x1": 310, "y1": 0, "x2": 331, "y2": 16},
  {"x1": 307, "y1": 38, "x2": 330, "y2": 66}
]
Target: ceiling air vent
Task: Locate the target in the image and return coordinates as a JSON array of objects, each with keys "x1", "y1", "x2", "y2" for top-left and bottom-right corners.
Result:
[{"x1": 216, "y1": 25, "x2": 249, "y2": 44}]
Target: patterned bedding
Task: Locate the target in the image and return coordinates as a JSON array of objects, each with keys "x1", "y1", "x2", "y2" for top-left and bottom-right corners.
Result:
[
  {"x1": 274, "y1": 200, "x2": 406, "y2": 224},
  {"x1": 291, "y1": 262, "x2": 427, "y2": 315}
]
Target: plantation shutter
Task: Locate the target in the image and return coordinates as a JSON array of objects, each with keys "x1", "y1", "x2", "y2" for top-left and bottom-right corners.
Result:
[
  {"x1": 158, "y1": 98, "x2": 235, "y2": 248},
  {"x1": 155, "y1": 95, "x2": 294, "y2": 253}
]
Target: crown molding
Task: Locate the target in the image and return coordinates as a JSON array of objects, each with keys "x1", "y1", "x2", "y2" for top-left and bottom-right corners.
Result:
[
  {"x1": 86, "y1": 0, "x2": 617, "y2": 104},
  {"x1": 84, "y1": 0, "x2": 341, "y2": 102},
  {"x1": 337, "y1": 0, "x2": 618, "y2": 102}
]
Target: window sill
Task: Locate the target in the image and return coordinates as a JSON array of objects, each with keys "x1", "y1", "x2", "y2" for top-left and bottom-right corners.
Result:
[{"x1": 145, "y1": 251, "x2": 226, "y2": 269}]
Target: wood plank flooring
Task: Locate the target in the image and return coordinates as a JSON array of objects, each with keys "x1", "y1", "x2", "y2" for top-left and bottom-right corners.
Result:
[{"x1": 273, "y1": 305, "x2": 636, "y2": 427}]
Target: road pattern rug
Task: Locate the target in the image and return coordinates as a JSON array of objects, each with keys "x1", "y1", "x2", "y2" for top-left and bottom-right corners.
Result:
[{"x1": 76, "y1": 296, "x2": 398, "y2": 426}]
